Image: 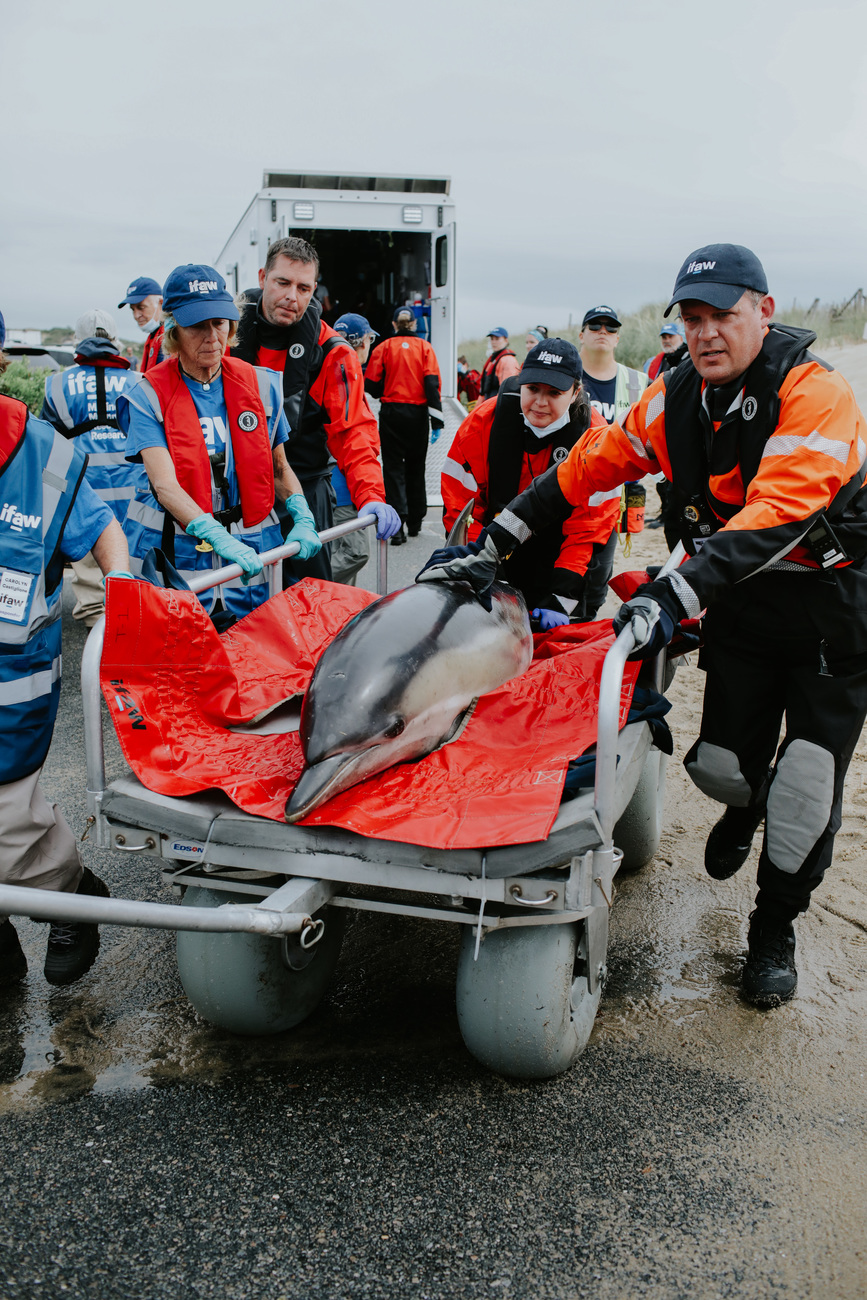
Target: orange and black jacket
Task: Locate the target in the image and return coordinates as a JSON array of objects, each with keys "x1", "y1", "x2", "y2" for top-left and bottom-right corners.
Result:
[
  {"x1": 480, "y1": 347, "x2": 521, "y2": 399},
  {"x1": 486, "y1": 325, "x2": 867, "y2": 635},
  {"x1": 442, "y1": 378, "x2": 618, "y2": 612},
  {"x1": 364, "y1": 334, "x2": 443, "y2": 428},
  {"x1": 232, "y1": 292, "x2": 385, "y2": 508}
]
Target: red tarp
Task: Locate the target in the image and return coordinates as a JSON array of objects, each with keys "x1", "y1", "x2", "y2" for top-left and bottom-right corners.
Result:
[{"x1": 101, "y1": 578, "x2": 638, "y2": 850}]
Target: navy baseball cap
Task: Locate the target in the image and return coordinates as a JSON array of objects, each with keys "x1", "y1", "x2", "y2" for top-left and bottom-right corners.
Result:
[
  {"x1": 0, "y1": 309, "x2": 5, "y2": 350},
  {"x1": 335, "y1": 313, "x2": 378, "y2": 342},
  {"x1": 486, "y1": 326, "x2": 509, "y2": 338},
  {"x1": 582, "y1": 305, "x2": 622, "y2": 329},
  {"x1": 660, "y1": 320, "x2": 685, "y2": 338},
  {"x1": 665, "y1": 243, "x2": 768, "y2": 316},
  {"x1": 519, "y1": 339, "x2": 582, "y2": 391},
  {"x1": 118, "y1": 276, "x2": 163, "y2": 308},
  {"x1": 162, "y1": 264, "x2": 239, "y2": 327}
]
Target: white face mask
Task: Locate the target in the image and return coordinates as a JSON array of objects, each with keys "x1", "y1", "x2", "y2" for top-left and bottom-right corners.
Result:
[
  {"x1": 524, "y1": 404, "x2": 572, "y2": 439},
  {"x1": 142, "y1": 316, "x2": 160, "y2": 334}
]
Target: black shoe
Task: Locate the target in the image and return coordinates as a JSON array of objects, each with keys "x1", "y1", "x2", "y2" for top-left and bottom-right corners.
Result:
[
  {"x1": 407, "y1": 527, "x2": 421, "y2": 538},
  {"x1": 390, "y1": 526, "x2": 407, "y2": 547},
  {"x1": 43, "y1": 868, "x2": 109, "y2": 987},
  {"x1": 705, "y1": 804, "x2": 765, "y2": 880},
  {"x1": 0, "y1": 919, "x2": 27, "y2": 984},
  {"x1": 742, "y1": 911, "x2": 797, "y2": 1007}
]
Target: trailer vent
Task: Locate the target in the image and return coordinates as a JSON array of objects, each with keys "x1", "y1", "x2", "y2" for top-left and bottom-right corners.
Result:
[
  {"x1": 293, "y1": 202, "x2": 315, "y2": 221},
  {"x1": 402, "y1": 206, "x2": 424, "y2": 224}
]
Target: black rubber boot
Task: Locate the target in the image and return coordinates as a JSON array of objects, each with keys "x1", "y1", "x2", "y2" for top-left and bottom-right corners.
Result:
[
  {"x1": 705, "y1": 803, "x2": 766, "y2": 880},
  {"x1": 43, "y1": 868, "x2": 110, "y2": 987},
  {"x1": 0, "y1": 919, "x2": 27, "y2": 984},
  {"x1": 390, "y1": 526, "x2": 407, "y2": 547},
  {"x1": 742, "y1": 910, "x2": 797, "y2": 1008}
]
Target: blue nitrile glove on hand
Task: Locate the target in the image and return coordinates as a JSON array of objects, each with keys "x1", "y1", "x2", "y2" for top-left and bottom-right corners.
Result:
[
  {"x1": 430, "y1": 425, "x2": 443, "y2": 444},
  {"x1": 106, "y1": 570, "x2": 135, "y2": 580},
  {"x1": 359, "y1": 501, "x2": 402, "y2": 541},
  {"x1": 185, "y1": 514, "x2": 264, "y2": 586},
  {"x1": 612, "y1": 595, "x2": 674, "y2": 660},
  {"x1": 284, "y1": 493, "x2": 322, "y2": 561},
  {"x1": 531, "y1": 607, "x2": 570, "y2": 631},
  {"x1": 415, "y1": 533, "x2": 501, "y2": 612}
]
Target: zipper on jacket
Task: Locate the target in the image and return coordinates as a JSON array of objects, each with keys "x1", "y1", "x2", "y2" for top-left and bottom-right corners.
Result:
[{"x1": 340, "y1": 364, "x2": 350, "y2": 422}]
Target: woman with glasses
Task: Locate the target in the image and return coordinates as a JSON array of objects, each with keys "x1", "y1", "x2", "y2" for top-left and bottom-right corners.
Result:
[{"x1": 577, "y1": 306, "x2": 647, "y2": 425}]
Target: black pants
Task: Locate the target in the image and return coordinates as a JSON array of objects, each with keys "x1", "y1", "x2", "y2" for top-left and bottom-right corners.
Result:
[
  {"x1": 583, "y1": 530, "x2": 618, "y2": 620},
  {"x1": 656, "y1": 479, "x2": 680, "y2": 553},
  {"x1": 684, "y1": 591, "x2": 867, "y2": 922},
  {"x1": 379, "y1": 402, "x2": 429, "y2": 533},
  {"x1": 277, "y1": 474, "x2": 334, "y2": 586}
]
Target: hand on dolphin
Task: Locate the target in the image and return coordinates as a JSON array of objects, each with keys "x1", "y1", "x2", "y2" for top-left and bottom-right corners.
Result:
[{"x1": 415, "y1": 533, "x2": 501, "y2": 612}]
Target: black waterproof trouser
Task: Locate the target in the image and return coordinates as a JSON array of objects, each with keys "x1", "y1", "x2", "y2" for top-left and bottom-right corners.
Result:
[
  {"x1": 277, "y1": 473, "x2": 334, "y2": 586},
  {"x1": 684, "y1": 579, "x2": 867, "y2": 923},
  {"x1": 379, "y1": 402, "x2": 429, "y2": 533}
]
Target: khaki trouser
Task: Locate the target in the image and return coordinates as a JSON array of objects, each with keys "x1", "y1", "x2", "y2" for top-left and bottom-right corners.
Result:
[
  {"x1": 0, "y1": 767, "x2": 83, "y2": 907},
  {"x1": 330, "y1": 503, "x2": 371, "y2": 587},
  {"x1": 70, "y1": 550, "x2": 105, "y2": 627}
]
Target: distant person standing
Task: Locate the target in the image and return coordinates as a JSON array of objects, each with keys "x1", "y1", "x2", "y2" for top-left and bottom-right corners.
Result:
[
  {"x1": 41, "y1": 310, "x2": 143, "y2": 627},
  {"x1": 525, "y1": 326, "x2": 549, "y2": 352},
  {"x1": 117, "y1": 276, "x2": 164, "y2": 373},
  {"x1": 330, "y1": 313, "x2": 379, "y2": 584},
  {"x1": 480, "y1": 327, "x2": 520, "y2": 399},
  {"x1": 457, "y1": 355, "x2": 482, "y2": 409},
  {"x1": 364, "y1": 307, "x2": 443, "y2": 546},
  {"x1": 645, "y1": 319, "x2": 687, "y2": 380},
  {"x1": 578, "y1": 306, "x2": 648, "y2": 423}
]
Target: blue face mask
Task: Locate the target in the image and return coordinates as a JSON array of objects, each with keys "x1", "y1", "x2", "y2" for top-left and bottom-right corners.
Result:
[{"x1": 142, "y1": 316, "x2": 160, "y2": 334}]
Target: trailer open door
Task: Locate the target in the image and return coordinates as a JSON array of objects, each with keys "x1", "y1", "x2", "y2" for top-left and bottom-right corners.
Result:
[{"x1": 429, "y1": 224, "x2": 456, "y2": 398}]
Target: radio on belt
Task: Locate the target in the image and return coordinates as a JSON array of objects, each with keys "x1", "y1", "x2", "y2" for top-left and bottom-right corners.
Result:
[{"x1": 805, "y1": 515, "x2": 848, "y2": 569}]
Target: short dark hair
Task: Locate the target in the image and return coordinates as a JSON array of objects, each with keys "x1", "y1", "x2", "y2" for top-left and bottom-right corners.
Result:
[{"x1": 264, "y1": 236, "x2": 319, "y2": 278}]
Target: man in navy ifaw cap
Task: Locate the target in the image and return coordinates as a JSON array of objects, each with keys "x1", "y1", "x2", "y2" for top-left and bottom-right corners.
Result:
[{"x1": 118, "y1": 276, "x2": 164, "y2": 373}]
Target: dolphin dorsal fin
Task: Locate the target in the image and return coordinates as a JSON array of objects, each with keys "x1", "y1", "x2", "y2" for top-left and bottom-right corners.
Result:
[{"x1": 446, "y1": 498, "x2": 476, "y2": 547}]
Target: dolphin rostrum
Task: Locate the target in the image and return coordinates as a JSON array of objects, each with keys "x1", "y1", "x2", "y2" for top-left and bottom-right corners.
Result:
[{"x1": 285, "y1": 579, "x2": 533, "y2": 822}]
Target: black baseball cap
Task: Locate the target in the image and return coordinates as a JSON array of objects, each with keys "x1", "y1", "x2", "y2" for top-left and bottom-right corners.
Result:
[
  {"x1": 665, "y1": 243, "x2": 768, "y2": 316},
  {"x1": 581, "y1": 305, "x2": 622, "y2": 328},
  {"x1": 519, "y1": 339, "x2": 582, "y2": 391}
]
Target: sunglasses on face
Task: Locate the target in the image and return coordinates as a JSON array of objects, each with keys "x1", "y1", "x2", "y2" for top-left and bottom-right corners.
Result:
[{"x1": 587, "y1": 323, "x2": 619, "y2": 334}]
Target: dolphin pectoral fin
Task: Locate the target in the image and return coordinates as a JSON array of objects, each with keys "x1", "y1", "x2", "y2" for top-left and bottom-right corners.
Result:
[{"x1": 286, "y1": 750, "x2": 369, "y2": 823}]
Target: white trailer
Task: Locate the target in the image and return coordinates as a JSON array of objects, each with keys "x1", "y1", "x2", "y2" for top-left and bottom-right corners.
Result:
[{"x1": 216, "y1": 169, "x2": 458, "y2": 397}]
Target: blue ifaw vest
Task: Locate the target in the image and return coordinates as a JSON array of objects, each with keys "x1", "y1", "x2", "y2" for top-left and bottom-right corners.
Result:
[{"x1": 0, "y1": 400, "x2": 87, "y2": 783}]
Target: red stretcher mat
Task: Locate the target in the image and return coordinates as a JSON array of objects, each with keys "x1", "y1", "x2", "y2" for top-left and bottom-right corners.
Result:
[{"x1": 101, "y1": 578, "x2": 639, "y2": 851}]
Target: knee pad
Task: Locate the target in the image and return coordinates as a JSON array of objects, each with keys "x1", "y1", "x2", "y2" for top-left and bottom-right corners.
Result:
[
  {"x1": 684, "y1": 741, "x2": 752, "y2": 806},
  {"x1": 766, "y1": 740, "x2": 835, "y2": 875}
]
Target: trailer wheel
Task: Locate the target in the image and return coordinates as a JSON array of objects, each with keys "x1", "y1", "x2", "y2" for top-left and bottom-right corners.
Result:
[
  {"x1": 614, "y1": 748, "x2": 668, "y2": 872},
  {"x1": 175, "y1": 887, "x2": 344, "y2": 1036},
  {"x1": 456, "y1": 922, "x2": 601, "y2": 1079}
]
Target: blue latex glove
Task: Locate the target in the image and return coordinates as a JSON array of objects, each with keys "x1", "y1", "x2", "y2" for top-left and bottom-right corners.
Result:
[
  {"x1": 284, "y1": 493, "x2": 322, "y2": 561},
  {"x1": 612, "y1": 596, "x2": 674, "y2": 660},
  {"x1": 185, "y1": 514, "x2": 264, "y2": 585},
  {"x1": 430, "y1": 426, "x2": 443, "y2": 444},
  {"x1": 531, "y1": 607, "x2": 570, "y2": 631},
  {"x1": 415, "y1": 534, "x2": 499, "y2": 612},
  {"x1": 359, "y1": 500, "x2": 402, "y2": 541},
  {"x1": 106, "y1": 570, "x2": 135, "y2": 580}
]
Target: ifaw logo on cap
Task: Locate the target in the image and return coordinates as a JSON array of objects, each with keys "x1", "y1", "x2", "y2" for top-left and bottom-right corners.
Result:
[
  {"x1": 686, "y1": 260, "x2": 717, "y2": 275},
  {"x1": 537, "y1": 351, "x2": 563, "y2": 365},
  {"x1": 188, "y1": 280, "x2": 219, "y2": 294},
  {"x1": 127, "y1": 284, "x2": 137, "y2": 295}
]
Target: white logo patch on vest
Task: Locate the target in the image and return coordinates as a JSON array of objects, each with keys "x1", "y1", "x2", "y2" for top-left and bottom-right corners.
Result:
[
  {"x1": 742, "y1": 396, "x2": 758, "y2": 420},
  {"x1": 553, "y1": 446, "x2": 568, "y2": 462},
  {"x1": 401, "y1": 341, "x2": 410, "y2": 350},
  {"x1": 0, "y1": 568, "x2": 34, "y2": 622},
  {"x1": 0, "y1": 503, "x2": 42, "y2": 533},
  {"x1": 237, "y1": 410, "x2": 259, "y2": 432},
  {"x1": 289, "y1": 343, "x2": 305, "y2": 359}
]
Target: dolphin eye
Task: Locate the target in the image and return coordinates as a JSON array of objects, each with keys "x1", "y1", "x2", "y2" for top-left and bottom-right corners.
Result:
[{"x1": 384, "y1": 718, "x2": 406, "y2": 739}]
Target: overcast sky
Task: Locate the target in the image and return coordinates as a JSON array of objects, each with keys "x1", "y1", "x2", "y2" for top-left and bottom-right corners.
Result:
[{"x1": 4, "y1": 0, "x2": 867, "y2": 342}]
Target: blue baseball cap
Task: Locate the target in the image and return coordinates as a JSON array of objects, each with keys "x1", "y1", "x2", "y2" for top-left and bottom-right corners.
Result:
[
  {"x1": 486, "y1": 326, "x2": 509, "y2": 338},
  {"x1": 118, "y1": 276, "x2": 163, "y2": 308},
  {"x1": 334, "y1": 313, "x2": 378, "y2": 343},
  {"x1": 519, "y1": 339, "x2": 582, "y2": 391},
  {"x1": 660, "y1": 320, "x2": 685, "y2": 338},
  {"x1": 582, "y1": 305, "x2": 622, "y2": 328},
  {"x1": 665, "y1": 243, "x2": 768, "y2": 316},
  {"x1": 162, "y1": 264, "x2": 239, "y2": 327}
]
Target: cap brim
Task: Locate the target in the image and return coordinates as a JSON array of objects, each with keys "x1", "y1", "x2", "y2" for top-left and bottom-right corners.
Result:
[
  {"x1": 118, "y1": 297, "x2": 144, "y2": 308},
  {"x1": 664, "y1": 282, "x2": 747, "y2": 316},
  {"x1": 171, "y1": 298, "x2": 240, "y2": 326},
  {"x1": 518, "y1": 365, "x2": 576, "y2": 391},
  {"x1": 582, "y1": 316, "x2": 622, "y2": 329}
]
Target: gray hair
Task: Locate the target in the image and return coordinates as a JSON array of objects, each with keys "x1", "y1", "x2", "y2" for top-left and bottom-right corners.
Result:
[{"x1": 162, "y1": 315, "x2": 239, "y2": 355}]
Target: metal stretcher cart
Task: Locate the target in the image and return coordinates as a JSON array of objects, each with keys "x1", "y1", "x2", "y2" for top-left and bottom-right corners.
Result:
[{"x1": 0, "y1": 517, "x2": 673, "y2": 1079}]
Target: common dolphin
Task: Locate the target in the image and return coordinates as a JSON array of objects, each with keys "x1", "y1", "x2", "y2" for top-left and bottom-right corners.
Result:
[{"x1": 285, "y1": 577, "x2": 533, "y2": 822}]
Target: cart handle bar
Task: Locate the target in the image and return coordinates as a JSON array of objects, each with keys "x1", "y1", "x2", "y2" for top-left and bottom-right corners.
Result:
[
  {"x1": 594, "y1": 542, "x2": 687, "y2": 848},
  {"x1": 0, "y1": 882, "x2": 312, "y2": 937}
]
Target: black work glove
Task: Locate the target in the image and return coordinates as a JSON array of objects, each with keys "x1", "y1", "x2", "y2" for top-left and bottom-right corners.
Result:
[
  {"x1": 415, "y1": 533, "x2": 501, "y2": 612},
  {"x1": 612, "y1": 596, "x2": 675, "y2": 660}
]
